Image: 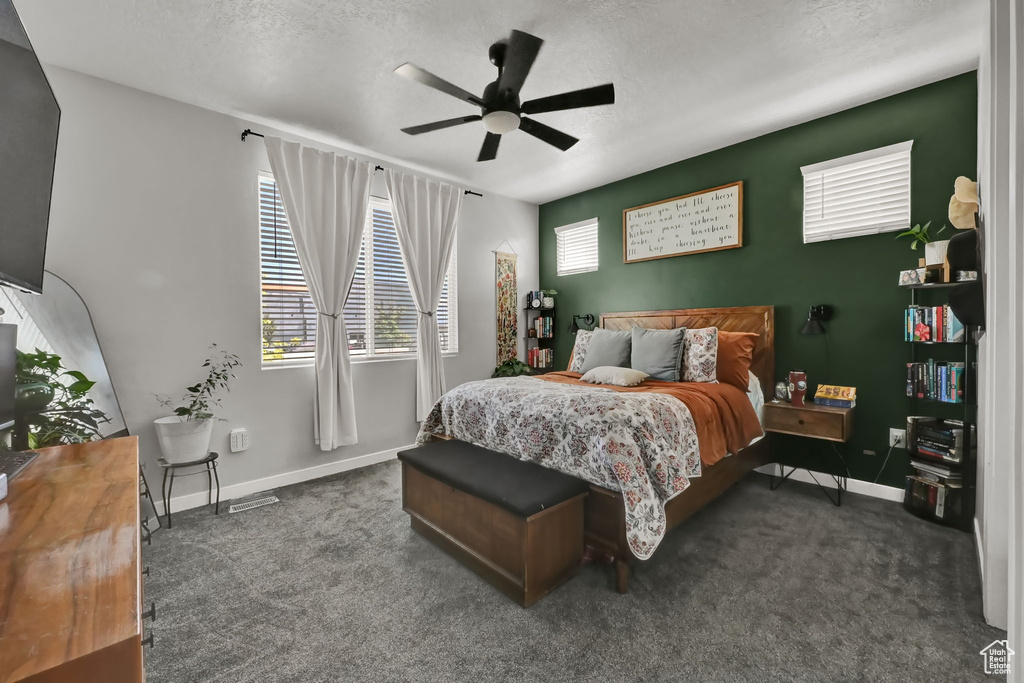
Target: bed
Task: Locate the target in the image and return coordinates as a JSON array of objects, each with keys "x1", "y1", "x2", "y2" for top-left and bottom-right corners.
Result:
[{"x1": 418, "y1": 305, "x2": 775, "y2": 592}]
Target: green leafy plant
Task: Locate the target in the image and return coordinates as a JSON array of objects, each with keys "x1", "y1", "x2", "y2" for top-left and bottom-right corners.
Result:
[
  {"x1": 492, "y1": 358, "x2": 532, "y2": 378},
  {"x1": 541, "y1": 289, "x2": 558, "y2": 296},
  {"x1": 157, "y1": 344, "x2": 241, "y2": 421},
  {"x1": 14, "y1": 349, "x2": 110, "y2": 448},
  {"x1": 895, "y1": 221, "x2": 946, "y2": 250}
]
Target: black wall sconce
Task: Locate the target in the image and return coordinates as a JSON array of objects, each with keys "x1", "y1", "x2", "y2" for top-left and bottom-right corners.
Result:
[
  {"x1": 801, "y1": 305, "x2": 833, "y2": 335},
  {"x1": 568, "y1": 314, "x2": 596, "y2": 334}
]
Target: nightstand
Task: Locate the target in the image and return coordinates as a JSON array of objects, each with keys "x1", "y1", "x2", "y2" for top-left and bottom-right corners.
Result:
[{"x1": 763, "y1": 401, "x2": 854, "y2": 506}]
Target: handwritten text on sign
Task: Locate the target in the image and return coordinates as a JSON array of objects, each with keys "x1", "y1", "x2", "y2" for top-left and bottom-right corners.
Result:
[{"x1": 623, "y1": 182, "x2": 743, "y2": 262}]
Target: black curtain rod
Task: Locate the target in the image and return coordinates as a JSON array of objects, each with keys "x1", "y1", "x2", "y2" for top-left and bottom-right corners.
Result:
[{"x1": 240, "y1": 128, "x2": 482, "y2": 197}]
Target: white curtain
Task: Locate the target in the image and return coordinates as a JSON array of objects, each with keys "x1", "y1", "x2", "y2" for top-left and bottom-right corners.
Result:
[
  {"x1": 383, "y1": 170, "x2": 463, "y2": 421},
  {"x1": 265, "y1": 137, "x2": 372, "y2": 449}
]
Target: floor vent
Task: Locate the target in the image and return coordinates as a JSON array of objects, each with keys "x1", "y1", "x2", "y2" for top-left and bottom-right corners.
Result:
[{"x1": 228, "y1": 496, "x2": 280, "y2": 514}]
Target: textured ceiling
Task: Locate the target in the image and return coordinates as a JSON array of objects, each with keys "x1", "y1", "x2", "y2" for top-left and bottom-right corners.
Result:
[{"x1": 16, "y1": 0, "x2": 984, "y2": 204}]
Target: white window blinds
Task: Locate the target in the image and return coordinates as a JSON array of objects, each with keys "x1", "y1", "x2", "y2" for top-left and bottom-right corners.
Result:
[
  {"x1": 801, "y1": 140, "x2": 913, "y2": 243},
  {"x1": 555, "y1": 218, "x2": 599, "y2": 276},
  {"x1": 259, "y1": 173, "x2": 457, "y2": 366}
]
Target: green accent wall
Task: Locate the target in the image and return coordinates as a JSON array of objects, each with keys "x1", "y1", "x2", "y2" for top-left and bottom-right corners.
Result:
[{"x1": 538, "y1": 73, "x2": 977, "y2": 488}]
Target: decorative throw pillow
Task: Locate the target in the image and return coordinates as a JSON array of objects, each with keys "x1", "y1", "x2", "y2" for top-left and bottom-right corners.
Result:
[
  {"x1": 630, "y1": 326, "x2": 687, "y2": 381},
  {"x1": 683, "y1": 327, "x2": 719, "y2": 383},
  {"x1": 716, "y1": 331, "x2": 758, "y2": 391},
  {"x1": 568, "y1": 330, "x2": 593, "y2": 373},
  {"x1": 579, "y1": 329, "x2": 632, "y2": 373},
  {"x1": 580, "y1": 366, "x2": 649, "y2": 387}
]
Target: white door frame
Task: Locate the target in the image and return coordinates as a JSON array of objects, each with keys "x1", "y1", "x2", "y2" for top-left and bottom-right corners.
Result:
[{"x1": 977, "y1": 1, "x2": 1022, "y2": 676}]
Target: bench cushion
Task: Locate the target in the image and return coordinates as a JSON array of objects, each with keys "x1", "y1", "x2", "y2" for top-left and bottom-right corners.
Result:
[{"x1": 398, "y1": 440, "x2": 588, "y2": 517}]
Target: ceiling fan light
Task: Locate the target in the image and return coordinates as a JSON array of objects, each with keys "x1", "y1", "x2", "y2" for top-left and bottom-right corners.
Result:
[{"x1": 482, "y1": 110, "x2": 521, "y2": 135}]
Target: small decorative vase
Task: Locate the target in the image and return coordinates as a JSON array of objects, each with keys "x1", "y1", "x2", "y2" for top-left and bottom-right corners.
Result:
[
  {"x1": 154, "y1": 416, "x2": 214, "y2": 464},
  {"x1": 925, "y1": 239, "x2": 950, "y2": 266},
  {"x1": 542, "y1": 297, "x2": 555, "y2": 309},
  {"x1": 15, "y1": 382, "x2": 55, "y2": 413}
]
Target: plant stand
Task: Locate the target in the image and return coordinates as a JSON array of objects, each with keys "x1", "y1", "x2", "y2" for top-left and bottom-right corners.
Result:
[{"x1": 158, "y1": 451, "x2": 220, "y2": 528}]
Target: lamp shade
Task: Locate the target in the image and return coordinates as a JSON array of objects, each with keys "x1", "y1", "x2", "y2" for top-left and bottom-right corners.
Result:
[{"x1": 801, "y1": 318, "x2": 826, "y2": 335}]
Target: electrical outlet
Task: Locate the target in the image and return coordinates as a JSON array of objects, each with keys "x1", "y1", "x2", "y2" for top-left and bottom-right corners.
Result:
[
  {"x1": 889, "y1": 428, "x2": 907, "y2": 448},
  {"x1": 230, "y1": 428, "x2": 249, "y2": 453}
]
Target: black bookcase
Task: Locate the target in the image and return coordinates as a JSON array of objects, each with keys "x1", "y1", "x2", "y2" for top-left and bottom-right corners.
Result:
[
  {"x1": 901, "y1": 281, "x2": 976, "y2": 531},
  {"x1": 524, "y1": 302, "x2": 556, "y2": 372}
]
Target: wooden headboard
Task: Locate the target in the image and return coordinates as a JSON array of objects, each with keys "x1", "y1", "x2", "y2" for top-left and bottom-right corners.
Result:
[{"x1": 601, "y1": 305, "x2": 775, "y2": 396}]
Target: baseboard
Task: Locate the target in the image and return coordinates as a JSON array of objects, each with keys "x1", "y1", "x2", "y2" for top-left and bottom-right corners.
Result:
[
  {"x1": 755, "y1": 464, "x2": 905, "y2": 502},
  {"x1": 151, "y1": 444, "x2": 412, "y2": 515}
]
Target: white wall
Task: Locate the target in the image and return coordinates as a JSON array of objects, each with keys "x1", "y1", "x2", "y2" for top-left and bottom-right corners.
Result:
[{"x1": 41, "y1": 67, "x2": 538, "y2": 499}]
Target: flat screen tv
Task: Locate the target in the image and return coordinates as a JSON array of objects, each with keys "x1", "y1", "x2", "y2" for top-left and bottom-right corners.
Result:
[{"x1": 0, "y1": 0, "x2": 60, "y2": 295}]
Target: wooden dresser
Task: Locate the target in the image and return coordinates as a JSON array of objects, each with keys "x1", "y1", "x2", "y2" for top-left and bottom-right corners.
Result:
[{"x1": 0, "y1": 437, "x2": 146, "y2": 683}]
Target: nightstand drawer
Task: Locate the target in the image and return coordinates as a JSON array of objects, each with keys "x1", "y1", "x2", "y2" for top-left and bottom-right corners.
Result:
[{"x1": 763, "y1": 403, "x2": 853, "y2": 442}]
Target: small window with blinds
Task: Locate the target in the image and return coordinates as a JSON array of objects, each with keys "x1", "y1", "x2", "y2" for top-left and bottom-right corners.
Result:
[
  {"x1": 555, "y1": 218, "x2": 599, "y2": 276},
  {"x1": 801, "y1": 140, "x2": 913, "y2": 243},
  {"x1": 259, "y1": 173, "x2": 457, "y2": 366}
]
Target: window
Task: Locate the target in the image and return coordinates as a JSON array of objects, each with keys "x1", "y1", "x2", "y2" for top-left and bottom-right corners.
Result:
[
  {"x1": 259, "y1": 173, "x2": 457, "y2": 366},
  {"x1": 555, "y1": 217, "x2": 599, "y2": 276},
  {"x1": 801, "y1": 140, "x2": 913, "y2": 243}
]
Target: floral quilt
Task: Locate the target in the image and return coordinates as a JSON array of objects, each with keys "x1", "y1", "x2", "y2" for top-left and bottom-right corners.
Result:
[{"x1": 416, "y1": 376, "x2": 702, "y2": 560}]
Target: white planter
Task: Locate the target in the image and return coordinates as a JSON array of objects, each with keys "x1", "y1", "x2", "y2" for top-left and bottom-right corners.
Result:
[
  {"x1": 154, "y1": 416, "x2": 214, "y2": 464},
  {"x1": 925, "y1": 239, "x2": 950, "y2": 266}
]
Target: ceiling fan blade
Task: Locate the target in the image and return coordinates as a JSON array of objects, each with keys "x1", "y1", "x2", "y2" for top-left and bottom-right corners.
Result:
[
  {"x1": 477, "y1": 132, "x2": 501, "y2": 162},
  {"x1": 518, "y1": 117, "x2": 578, "y2": 151},
  {"x1": 496, "y1": 30, "x2": 543, "y2": 98},
  {"x1": 402, "y1": 115, "x2": 482, "y2": 135},
  {"x1": 394, "y1": 63, "x2": 484, "y2": 106},
  {"x1": 521, "y1": 83, "x2": 615, "y2": 115}
]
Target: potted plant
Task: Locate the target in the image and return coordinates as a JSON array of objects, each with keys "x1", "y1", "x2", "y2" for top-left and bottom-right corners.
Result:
[
  {"x1": 154, "y1": 345, "x2": 241, "y2": 464},
  {"x1": 541, "y1": 289, "x2": 557, "y2": 309},
  {"x1": 5, "y1": 349, "x2": 110, "y2": 449},
  {"x1": 492, "y1": 358, "x2": 532, "y2": 378},
  {"x1": 895, "y1": 221, "x2": 949, "y2": 266}
]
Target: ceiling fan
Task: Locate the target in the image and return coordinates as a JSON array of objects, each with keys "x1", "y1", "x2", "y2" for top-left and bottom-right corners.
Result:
[{"x1": 394, "y1": 29, "x2": 615, "y2": 162}]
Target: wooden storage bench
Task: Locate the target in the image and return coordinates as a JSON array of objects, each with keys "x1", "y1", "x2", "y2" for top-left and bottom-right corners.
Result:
[{"x1": 398, "y1": 440, "x2": 589, "y2": 607}]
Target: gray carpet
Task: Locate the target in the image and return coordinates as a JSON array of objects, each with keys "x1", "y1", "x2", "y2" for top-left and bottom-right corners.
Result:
[{"x1": 144, "y1": 460, "x2": 1004, "y2": 682}]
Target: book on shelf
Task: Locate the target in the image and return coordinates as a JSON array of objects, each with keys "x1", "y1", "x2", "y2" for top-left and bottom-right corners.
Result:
[
  {"x1": 904, "y1": 360, "x2": 966, "y2": 403},
  {"x1": 906, "y1": 417, "x2": 974, "y2": 464},
  {"x1": 904, "y1": 475, "x2": 961, "y2": 521},
  {"x1": 910, "y1": 458, "x2": 962, "y2": 482},
  {"x1": 528, "y1": 347, "x2": 553, "y2": 368},
  {"x1": 813, "y1": 384, "x2": 856, "y2": 408},
  {"x1": 904, "y1": 304, "x2": 966, "y2": 343}
]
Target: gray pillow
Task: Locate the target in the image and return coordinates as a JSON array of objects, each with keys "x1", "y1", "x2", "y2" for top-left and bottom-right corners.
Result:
[
  {"x1": 631, "y1": 326, "x2": 687, "y2": 381},
  {"x1": 579, "y1": 329, "x2": 632, "y2": 373}
]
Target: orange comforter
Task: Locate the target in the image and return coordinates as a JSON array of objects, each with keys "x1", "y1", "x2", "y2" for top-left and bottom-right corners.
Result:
[{"x1": 538, "y1": 371, "x2": 763, "y2": 467}]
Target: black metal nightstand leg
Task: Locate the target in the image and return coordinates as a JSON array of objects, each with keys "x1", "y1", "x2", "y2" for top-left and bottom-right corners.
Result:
[{"x1": 770, "y1": 463, "x2": 797, "y2": 491}]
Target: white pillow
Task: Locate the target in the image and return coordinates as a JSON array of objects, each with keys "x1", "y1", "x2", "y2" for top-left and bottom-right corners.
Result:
[
  {"x1": 683, "y1": 327, "x2": 719, "y2": 383},
  {"x1": 580, "y1": 366, "x2": 649, "y2": 387}
]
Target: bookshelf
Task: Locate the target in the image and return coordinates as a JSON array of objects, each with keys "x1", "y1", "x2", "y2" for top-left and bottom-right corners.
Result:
[
  {"x1": 524, "y1": 298, "x2": 556, "y2": 373},
  {"x1": 901, "y1": 284, "x2": 976, "y2": 531}
]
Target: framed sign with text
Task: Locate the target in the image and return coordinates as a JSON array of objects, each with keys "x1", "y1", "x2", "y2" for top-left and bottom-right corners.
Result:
[{"x1": 623, "y1": 181, "x2": 743, "y2": 263}]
